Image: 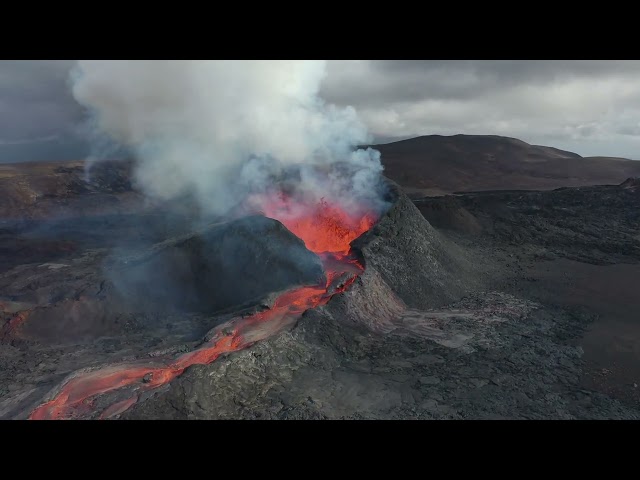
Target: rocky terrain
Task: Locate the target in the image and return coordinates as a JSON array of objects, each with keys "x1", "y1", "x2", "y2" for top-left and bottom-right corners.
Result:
[
  {"x1": 122, "y1": 181, "x2": 640, "y2": 419},
  {"x1": 415, "y1": 180, "x2": 640, "y2": 265},
  {"x1": 415, "y1": 178, "x2": 640, "y2": 408},
  {"x1": 1, "y1": 144, "x2": 639, "y2": 419},
  {"x1": 1, "y1": 175, "x2": 638, "y2": 419},
  {"x1": 0, "y1": 159, "x2": 141, "y2": 221}
]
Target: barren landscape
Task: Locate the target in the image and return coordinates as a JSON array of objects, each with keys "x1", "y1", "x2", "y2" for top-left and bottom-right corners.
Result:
[{"x1": 1, "y1": 135, "x2": 639, "y2": 420}]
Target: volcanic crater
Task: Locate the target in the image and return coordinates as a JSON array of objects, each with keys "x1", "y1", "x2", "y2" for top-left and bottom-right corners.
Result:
[{"x1": 2, "y1": 181, "x2": 393, "y2": 420}]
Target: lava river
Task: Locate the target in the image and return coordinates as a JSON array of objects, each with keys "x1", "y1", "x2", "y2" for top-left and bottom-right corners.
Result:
[{"x1": 29, "y1": 197, "x2": 376, "y2": 420}]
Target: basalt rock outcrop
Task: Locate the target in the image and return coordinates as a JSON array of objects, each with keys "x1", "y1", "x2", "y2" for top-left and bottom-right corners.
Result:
[{"x1": 414, "y1": 179, "x2": 640, "y2": 265}]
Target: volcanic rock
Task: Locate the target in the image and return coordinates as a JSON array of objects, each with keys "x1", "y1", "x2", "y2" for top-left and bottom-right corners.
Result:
[
  {"x1": 113, "y1": 215, "x2": 326, "y2": 314},
  {"x1": 347, "y1": 180, "x2": 483, "y2": 310},
  {"x1": 23, "y1": 177, "x2": 629, "y2": 421},
  {"x1": 121, "y1": 179, "x2": 492, "y2": 419},
  {"x1": 413, "y1": 196, "x2": 483, "y2": 235},
  {"x1": 620, "y1": 177, "x2": 640, "y2": 190},
  {"x1": 415, "y1": 182, "x2": 640, "y2": 265},
  {"x1": 5, "y1": 173, "x2": 640, "y2": 420}
]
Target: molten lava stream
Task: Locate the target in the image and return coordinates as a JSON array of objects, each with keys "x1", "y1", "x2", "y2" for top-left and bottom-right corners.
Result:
[{"x1": 29, "y1": 198, "x2": 375, "y2": 420}]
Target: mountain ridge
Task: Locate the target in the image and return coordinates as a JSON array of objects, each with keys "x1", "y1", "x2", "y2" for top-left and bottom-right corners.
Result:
[{"x1": 368, "y1": 134, "x2": 640, "y2": 196}]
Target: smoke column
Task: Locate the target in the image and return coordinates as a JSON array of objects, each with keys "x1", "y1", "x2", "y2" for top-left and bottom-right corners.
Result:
[{"x1": 71, "y1": 60, "x2": 387, "y2": 216}]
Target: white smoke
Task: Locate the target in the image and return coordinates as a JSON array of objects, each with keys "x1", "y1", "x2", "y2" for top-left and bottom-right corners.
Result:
[{"x1": 71, "y1": 60, "x2": 387, "y2": 216}]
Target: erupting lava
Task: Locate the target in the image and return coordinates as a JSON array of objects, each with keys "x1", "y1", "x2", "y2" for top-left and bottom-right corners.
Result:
[
  {"x1": 29, "y1": 195, "x2": 377, "y2": 420},
  {"x1": 257, "y1": 195, "x2": 377, "y2": 257}
]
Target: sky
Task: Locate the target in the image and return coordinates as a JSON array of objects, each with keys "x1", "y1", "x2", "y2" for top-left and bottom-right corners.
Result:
[{"x1": 2, "y1": 60, "x2": 640, "y2": 163}]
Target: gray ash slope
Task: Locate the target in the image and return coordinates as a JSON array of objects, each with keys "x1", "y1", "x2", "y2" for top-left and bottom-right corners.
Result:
[{"x1": 123, "y1": 181, "x2": 639, "y2": 419}]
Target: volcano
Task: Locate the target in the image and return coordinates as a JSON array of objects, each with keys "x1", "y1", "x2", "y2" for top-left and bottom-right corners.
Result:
[
  {"x1": 27, "y1": 193, "x2": 380, "y2": 420},
  {"x1": 114, "y1": 181, "x2": 487, "y2": 419},
  {"x1": 3, "y1": 174, "x2": 640, "y2": 420}
]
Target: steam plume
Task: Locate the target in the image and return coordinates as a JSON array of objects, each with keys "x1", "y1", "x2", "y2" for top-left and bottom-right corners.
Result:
[{"x1": 71, "y1": 60, "x2": 386, "y2": 216}]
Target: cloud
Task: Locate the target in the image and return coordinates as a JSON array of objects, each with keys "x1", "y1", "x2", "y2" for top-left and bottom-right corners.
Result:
[
  {"x1": 321, "y1": 60, "x2": 640, "y2": 158},
  {"x1": 0, "y1": 135, "x2": 59, "y2": 145},
  {"x1": 0, "y1": 60, "x2": 89, "y2": 162},
  {"x1": 3, "y1": 60, "x2": 640, "y2": 161},
  {"x1": 0, "y1": 60, "x2": 83, "y2": 140}
]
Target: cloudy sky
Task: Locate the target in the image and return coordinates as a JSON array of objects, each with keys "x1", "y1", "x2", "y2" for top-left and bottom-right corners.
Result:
[{"x1": 2, "y1": 60, "x2": 640, "y2": 163}]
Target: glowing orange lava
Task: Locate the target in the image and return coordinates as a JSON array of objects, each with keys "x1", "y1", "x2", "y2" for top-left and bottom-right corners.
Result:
[
  {"x1": 255, "y1": 195, "x2": 376, "y2": 257},
  {"x1": 29, "y1": 196, "x2": 376, "y2": 420}
]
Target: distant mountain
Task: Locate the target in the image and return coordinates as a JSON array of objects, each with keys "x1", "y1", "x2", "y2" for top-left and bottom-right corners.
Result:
[{"x1": 371, "y1": 134, "x2": 640, "y2": 196}]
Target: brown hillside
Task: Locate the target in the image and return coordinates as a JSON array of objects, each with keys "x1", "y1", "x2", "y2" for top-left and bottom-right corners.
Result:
[{"x1": 372, "y1": 134, "x2": 640, "y2": 196}]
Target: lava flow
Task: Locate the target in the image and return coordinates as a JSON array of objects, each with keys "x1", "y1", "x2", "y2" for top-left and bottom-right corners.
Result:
[{"x1": 29, "y1": 196, "x2": 376, "y2": 420}]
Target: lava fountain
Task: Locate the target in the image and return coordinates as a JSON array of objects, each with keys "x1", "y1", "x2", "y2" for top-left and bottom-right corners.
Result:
[{"x1": 29, "y1": 194, "x2": 377, "y2": 420}]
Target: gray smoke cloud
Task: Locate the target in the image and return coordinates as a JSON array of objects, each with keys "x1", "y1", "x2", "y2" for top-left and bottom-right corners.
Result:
[{"x1": 71, "y1": 60, "x2": 387, "y2": 217}]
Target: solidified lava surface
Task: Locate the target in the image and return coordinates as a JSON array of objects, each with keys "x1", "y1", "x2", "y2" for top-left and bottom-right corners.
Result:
[
  {"x1": 11, "y1": 179, "x2": 640, "y2": 420},
  {"x1": 29, "y1": 195, "x2": 378, "y2": 420}
]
